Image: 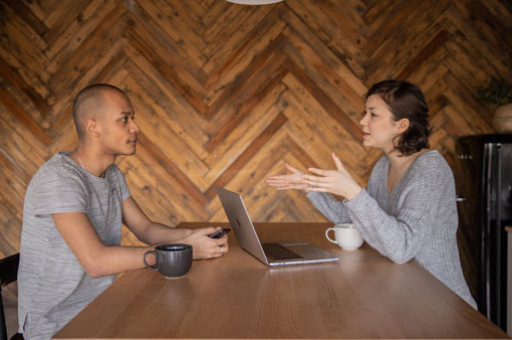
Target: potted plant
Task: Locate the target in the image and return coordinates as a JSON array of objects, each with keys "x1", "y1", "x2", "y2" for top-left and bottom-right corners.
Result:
[{"x1": 477, "y1": 77, "x2": 512, "y2": 133}]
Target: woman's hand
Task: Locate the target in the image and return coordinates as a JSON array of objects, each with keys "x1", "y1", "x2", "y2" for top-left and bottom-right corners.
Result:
[
  {"x1": 180, "y1": 227, "x2": 229, "y2": 259},
  {"x1": 302, "y1": 152, "x2": 362, "y2": 200},
  {"x1": 266, "y1": 163, "x2": 309, "y2": 191}
]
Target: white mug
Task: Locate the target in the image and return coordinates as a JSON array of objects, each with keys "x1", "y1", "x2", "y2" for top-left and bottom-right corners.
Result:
[{"x1": 325, "y1": 223, "x2": 364, "y2": 250}]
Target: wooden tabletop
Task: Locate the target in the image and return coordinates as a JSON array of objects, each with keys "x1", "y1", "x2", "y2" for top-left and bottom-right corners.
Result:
[{"x1": 54, "y1": 222, "x2": 508, "y2": 339}]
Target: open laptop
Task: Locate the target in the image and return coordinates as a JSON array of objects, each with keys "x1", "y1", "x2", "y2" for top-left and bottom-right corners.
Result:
[{"x1": 216, "y1": 187, "x2": 340, "y2": 266}]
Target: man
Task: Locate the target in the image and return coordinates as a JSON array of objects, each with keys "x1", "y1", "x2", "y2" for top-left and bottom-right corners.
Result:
[{"x1": 17, "y1": 84, "x2": 229, "y2": 339}]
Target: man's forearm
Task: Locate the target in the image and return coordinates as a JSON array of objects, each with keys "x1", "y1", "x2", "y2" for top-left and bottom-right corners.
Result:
[{"x1": 135, "y1": 222, "x2": 193, "y2": 245}]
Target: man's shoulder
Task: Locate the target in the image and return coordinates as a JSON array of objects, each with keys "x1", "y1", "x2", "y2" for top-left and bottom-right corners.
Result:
[
  {"x1": 38, "y1": 152, "x2": 74, "y2": 171},
  {"x1": 105, "y1": 163, "x2": 126, "y2": 183},
  {"x1": 106, "y1": 163, "x2": 122, "y2": 175},
  {"x1": 30, "y1": 152, "x2": 82, "y2": 187}
]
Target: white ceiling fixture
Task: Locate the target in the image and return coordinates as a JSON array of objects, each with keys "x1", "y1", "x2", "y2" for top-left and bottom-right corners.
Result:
[{"x1": 226, "y1": 0, "x2": 284, "y2": 5}]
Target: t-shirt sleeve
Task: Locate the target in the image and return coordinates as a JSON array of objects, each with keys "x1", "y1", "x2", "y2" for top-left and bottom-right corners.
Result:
[{"x1": 32, "y1": 166, "x2": 88, "y2": 217}]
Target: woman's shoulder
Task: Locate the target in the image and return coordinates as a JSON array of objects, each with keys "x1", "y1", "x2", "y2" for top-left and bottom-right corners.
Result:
[
  {"x1": 412, "y1": 150, "x2": 453, "y2": 178},
  {"x1": 370, "y1": 155, "x2": 389, "y2": 177},
  {"x1": 415, "y1": 150, "x2": 448, "y2": 167},
  {"x1": 373, "y1": 154, "x2": 390, "y2": 168}
]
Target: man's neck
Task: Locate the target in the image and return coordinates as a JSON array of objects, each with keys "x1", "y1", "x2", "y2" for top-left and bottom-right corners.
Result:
[{"x1": 72, "y1": 146, "x2": 116, "y2": 178}]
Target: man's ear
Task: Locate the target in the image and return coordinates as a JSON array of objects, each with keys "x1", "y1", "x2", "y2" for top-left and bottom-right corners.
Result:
[
  {"x1": 85, "y1": 118, "x2": 99, "y2": 137},
  {"x1": 397, "y1": 118, "x2": 410, "y2": 134}
]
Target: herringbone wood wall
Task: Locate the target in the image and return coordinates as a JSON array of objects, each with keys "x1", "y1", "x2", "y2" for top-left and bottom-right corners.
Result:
[{"x1": 1, "y1": 0, "x2": 511, "y2": 269}]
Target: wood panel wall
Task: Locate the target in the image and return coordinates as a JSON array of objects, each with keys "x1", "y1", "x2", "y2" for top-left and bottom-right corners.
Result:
[{"x1": 1, "y1": 0, "x2": 511, "y2": 258}]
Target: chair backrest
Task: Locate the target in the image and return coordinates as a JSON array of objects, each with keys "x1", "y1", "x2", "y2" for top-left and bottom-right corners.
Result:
[{"x1": 0, "y1": 254, "x2": 20, "y2": 340}]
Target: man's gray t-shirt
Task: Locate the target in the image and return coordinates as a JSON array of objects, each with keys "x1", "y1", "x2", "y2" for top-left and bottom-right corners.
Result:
[{"x1": 18, "y1": 152, "x2": 131, "y2": 339}]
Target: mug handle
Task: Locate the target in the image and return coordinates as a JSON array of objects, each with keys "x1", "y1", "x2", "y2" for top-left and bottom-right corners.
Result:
[
  {"x1": 325, "y1": 228, "x2": 337, "y2": 244},
  {"x1": 143, "y1": 250, "x2": 159, "y2": 271}
]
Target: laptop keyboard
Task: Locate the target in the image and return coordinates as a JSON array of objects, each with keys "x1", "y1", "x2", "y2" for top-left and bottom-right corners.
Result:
[{"x1": 262, "y1": 242, "x2": 303, "y2": 260}]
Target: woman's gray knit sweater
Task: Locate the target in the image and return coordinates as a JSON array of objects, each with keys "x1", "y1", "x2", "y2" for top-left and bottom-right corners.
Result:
[{"x1": 307, "y1": 150, "x2": 476, "y2": 308}]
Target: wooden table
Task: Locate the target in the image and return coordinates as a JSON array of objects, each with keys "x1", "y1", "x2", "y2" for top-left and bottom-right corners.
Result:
[{"x1": 54, "y1": 222, "x2": 508, "y2": 339}]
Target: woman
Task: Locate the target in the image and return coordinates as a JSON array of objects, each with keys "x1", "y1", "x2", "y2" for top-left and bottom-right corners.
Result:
[{"x1": 266, "y1": 80, "x2": 476, "y2": 308}]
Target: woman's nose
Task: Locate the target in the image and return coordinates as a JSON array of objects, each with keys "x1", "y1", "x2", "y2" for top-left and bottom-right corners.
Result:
[{"x1": 359, "y1": 113, "x2": 368, "y2": 126}]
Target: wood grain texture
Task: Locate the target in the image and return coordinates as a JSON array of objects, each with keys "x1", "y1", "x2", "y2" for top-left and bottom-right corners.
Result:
[
  {"x1": 54, "y1": 222, "x2": 509, "y2": 339},
  {"x1": 0, "y1": 0, "x2": 511, "y2": 312}
]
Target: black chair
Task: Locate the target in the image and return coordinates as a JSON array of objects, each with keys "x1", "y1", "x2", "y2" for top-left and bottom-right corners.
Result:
[{"x1": 0, "y1": 253, "x2": 23, "y2": 340}]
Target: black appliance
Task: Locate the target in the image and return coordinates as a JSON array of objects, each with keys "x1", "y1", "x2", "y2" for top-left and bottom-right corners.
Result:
[{"x1": 454, "y1": 134, "x2": 512, "y2": 332}]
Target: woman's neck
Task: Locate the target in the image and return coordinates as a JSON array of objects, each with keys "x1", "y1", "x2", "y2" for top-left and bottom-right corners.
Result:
[
  {"x1": 386, "y1": 149, "x2": 427, "y2": 192},
  {"x1": 387, "y1": 148, "x2": 428, "y2": 168}
]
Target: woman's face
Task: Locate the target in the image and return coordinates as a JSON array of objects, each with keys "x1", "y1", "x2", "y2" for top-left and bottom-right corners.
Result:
[{"x1": 360, "y1": 94, "x2": 406, "y2": 153}]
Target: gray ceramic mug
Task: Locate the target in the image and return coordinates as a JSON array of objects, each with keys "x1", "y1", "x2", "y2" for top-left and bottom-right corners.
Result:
[{"x1": 143, "y1": 244, "x2": 193, "y2": 279}]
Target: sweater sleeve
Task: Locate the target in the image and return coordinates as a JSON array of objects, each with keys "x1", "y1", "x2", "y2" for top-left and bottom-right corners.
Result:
[
  {"x1": 305, "y1": 156, "x2": 388, "y2": 224},
  {"x1": 344, "y1": 154, "x2": 456, "y2": 264},
  {"x1": 306, "y1": 192, "x2": 351, "y2": 224}
]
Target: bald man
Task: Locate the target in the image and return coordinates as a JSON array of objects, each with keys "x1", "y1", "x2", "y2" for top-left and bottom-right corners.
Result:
[{"x1": 17, "y1": 84, "x2": 229, "y2": 339}]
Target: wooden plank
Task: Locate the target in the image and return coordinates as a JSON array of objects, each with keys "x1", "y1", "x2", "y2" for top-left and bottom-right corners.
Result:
[
  {"x1": 445, "y1": 2, "x2": 510, "y2": 71},
  {"x1": 122, "y1": 58, "x2": 210, "y2": 157},
  {"x1": 46, "y1": 0, "x2": 121, "y2": 64},
  {"x1": 204, "y1": 82, "x2": 287, "y2": 186},
  {"x1": 204, "y1": 53, "x2": 288, "y2": 153},
  {"x1": 202, "y1": 7, "x2": 285, "y2": 89},
  {"x1": 282, "y1": 29, "x2": 366, "y2": 122},
  {"x1": 129, "y1": 132, "x2": 208, "y2": 208},
  {"x1": 205, "y1": 33, "x2": 289, "y2": 117},
  {"x1": 205, "y1": 112, "x2": 289, "y2": 200},
  {"x1": 136, "y1": 0, "x2": 205, "y2": 67},
  {"x1": 284, "y1": 59, "x2": 362, "y2": 141},
  {"x1": 0, "y1": 58, "x2": 50, "y2": 117},
  {"x1": 366, "y1": 0, "x2": 450, "y2": 81},
  {"x1": 126, "y1": 21, "x2": 208, "y2": 114},
  {"x1": 3, "y1": 0, "x2": 48, "y2": 37},
  {"x1": 396, "y1": 30, "x2": 450, "y2": 81},
  {"x1": 0, "y1": 88, "x2": 51, "y2": 146}
]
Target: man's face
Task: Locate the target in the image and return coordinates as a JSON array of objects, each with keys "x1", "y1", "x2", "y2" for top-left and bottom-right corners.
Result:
[{"x1": 96, "y1": 91, "x2": 139, "y2": 156}]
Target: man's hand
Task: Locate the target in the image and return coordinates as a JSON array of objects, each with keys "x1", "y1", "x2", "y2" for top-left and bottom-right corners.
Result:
[{"x1": 180, "y1": 227, "x2": 229, "y2": 259}]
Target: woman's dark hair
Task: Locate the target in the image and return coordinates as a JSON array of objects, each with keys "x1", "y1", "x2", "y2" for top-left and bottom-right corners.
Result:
[{"x1": 366, "y1": 80, "x2": 432, "y2": 156}]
